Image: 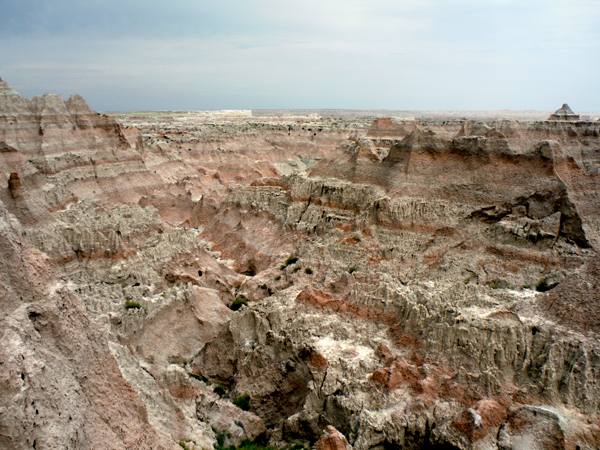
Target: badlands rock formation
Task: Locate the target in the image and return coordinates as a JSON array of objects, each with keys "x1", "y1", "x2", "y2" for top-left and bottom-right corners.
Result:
[{"x1": 1, "y1": 77, "x2": 600, "y2": 450}]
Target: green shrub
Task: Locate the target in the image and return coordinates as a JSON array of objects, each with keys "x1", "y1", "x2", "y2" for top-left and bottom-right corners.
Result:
[
  {"x1": 124, "y1": 300, "x2": 143, "y2": 310},
  {"x1": 275, "y1": 275, "x2": 281, "y2": 281},
  {"x1": 352, "y1": 235, "x2": 361, "y2": 242},
  {"x1": 490, "y1": 283, "x2": 500, "y2": 289},
  {"x1": 213, "y1": 429, "x2": 226, "y2": 448},
  {"x1": 285, "y1": 255, "x2": 299, "y2": 266},
  {"x1": 348, "y1": 266, "x2": 357, "y2": 274},
  {"x1": 281, "y1": 255, "x2": 299, "y2": 270},
  {"x1": 213, "y1": 384, "x2": 228, "y2": 398},
  {"x1": 230, "y1": 297, "x2": 248, "y2": 311},
  {"x1": 233, "y1": 393, "x2": 250, "y2": 411},
  {"x1": 292, "y1": 265, "x2": 301, "y2": 273},
  {"x1": 305, "y1": 267, "x2": 313, "y2": 275}
]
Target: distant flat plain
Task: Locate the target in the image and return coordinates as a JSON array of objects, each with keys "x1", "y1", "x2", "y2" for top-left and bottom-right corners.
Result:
[{"x1": 104, "y1": 109, "x2": 600, "y2": 121}]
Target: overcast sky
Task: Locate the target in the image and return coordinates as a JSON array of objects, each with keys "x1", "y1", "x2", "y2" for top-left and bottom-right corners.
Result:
[{"x1": 1, "y1": 0, "x2": 598, "y2": 111}]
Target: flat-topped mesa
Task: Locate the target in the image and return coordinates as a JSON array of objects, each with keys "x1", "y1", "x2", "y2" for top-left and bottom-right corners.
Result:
[{"x1": 548, "y1": 103, "x2": 580, "y2": 121}]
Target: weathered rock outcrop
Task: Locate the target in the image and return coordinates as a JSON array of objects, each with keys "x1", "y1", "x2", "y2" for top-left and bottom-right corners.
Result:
[{"x1": 0, "y1": 199, "x2": 178, "y2": 450}]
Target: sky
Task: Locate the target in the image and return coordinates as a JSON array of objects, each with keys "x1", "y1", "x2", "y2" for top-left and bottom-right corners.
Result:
[{"x1": 0, "y1": 0, "x2": 599, "y2": 112}]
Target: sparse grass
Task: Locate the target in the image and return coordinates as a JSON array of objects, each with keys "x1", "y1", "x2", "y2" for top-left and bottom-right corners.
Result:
[
  {"x1": 305, "y1": 267, "x2": 313, "y2": 275},
  {"x1": 178, "y1": 441, "x2": 193, "y2": 450},
  {"x1": 233, "y1": 393, "x2": 250, "y2": 411},
  {"x1": 490, "y1": 283, "x2": 500, "y2": 289},
  {"x1": 230, "y1": 297, "x2": 248, "y2": 311},
  {"x1": 275, "y1": 275, "x2": 281, "y2": 281},
  {"x1": 292, "y1": 265, "x2": 301, "y2": 273},
  {"x1": 124, "y1": 300, "x2": 143, "y2": 310},
  {"x1": 352, "y1": 235, "x2": 361, "y2": 242},
  {"x1": 348, "y1": 266, "x2": 357, "y2": 274}
]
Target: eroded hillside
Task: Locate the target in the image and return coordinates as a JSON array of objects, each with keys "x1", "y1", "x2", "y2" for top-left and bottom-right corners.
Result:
[{"x1": 1, "y1": 78, "x2": 600, "y2": 450}]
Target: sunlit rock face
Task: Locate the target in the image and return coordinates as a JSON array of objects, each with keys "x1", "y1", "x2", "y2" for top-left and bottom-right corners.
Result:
[{"x1": 1, "y1": 78, "x2": 600, "y2": 450}]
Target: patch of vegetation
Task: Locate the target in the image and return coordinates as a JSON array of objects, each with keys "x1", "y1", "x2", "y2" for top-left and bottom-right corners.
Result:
[
  {"x1": 490, "y1": 283, "x2": 500, "y2": 289},
  {"x1": 213, "y1": 384, "x2": 229, "y2": 398},
  {"x1": 523, "y1": 285, "x2": 532, "y2": 290},
  {"x1": 292, "y1": 265, "x2": 301, "y2": 273},
  {"x1": 286, "y1": 256, "x2": 299, "y2": 265},
  {"x1": 281, "y1": 255, "x2": 299, "y2": 270},
  {"x1": 274, "y1": 275, "x2": 281, "y2": 281},
  {"x1": 230, "y1": 297, "x2": 248, "y2": 311},
  {"x1": 233, "y1": 393, "x2": 250, "y2": 411},
  {"x1": 305, "y1": 267, "x2": 313, "y2": 275},
  {"x1": 212, "y1": 428, "x2": 231, "y2": 448},
  {"x1": 124, "y1": 300, "x2": 143, "y2": 310},
  {"x1": 352, "y1": 235, "x2": 361, "y2": 242},
  {"x1": 348, "y1": 266, "x2": 357, "y2": 274},
  {"x1": 178, "y1": 441, "x2": 194, "y2": 450}
]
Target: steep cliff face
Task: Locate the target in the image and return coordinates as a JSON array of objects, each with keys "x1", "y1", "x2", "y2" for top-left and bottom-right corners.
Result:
[
  {"x1": 0, "y1": 78, "x2": 159, "y2": 219},
  {"x1": 0, "y1": 199, "x2": 178, "y2": 450},
  {"x1": 1, "y1": 79, "x2": 600, "y2": 450}
]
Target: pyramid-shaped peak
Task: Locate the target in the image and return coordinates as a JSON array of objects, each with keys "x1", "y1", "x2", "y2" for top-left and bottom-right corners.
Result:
[
  {"x1": 548, "y1": 103, "x2": 579, "y2": 121},
  {"x1": 560, "y1": 103, "x2": 573, "y2": 112}
]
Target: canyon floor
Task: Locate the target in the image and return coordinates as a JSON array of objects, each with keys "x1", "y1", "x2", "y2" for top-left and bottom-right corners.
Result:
[{"x1": 2, "y1": 78, "x2": 600, "y2": 450}]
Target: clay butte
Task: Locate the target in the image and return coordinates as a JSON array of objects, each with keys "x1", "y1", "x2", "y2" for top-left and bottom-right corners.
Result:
[{"x1": 1, "y1": 76, "x2": 600, "y2": 450}]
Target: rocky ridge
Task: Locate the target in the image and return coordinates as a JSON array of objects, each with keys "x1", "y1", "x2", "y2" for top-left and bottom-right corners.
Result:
[{"x1": 1, "y1": 78, "x2": 600, "y2": 449}]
